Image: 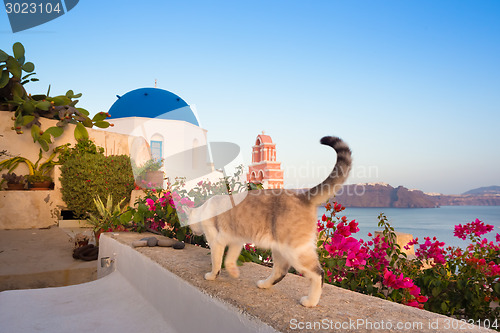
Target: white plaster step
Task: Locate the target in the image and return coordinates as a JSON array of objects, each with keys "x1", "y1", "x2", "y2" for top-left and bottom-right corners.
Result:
[{"x1": 0, "y1": 271, "x2": 175, "y2": 333}]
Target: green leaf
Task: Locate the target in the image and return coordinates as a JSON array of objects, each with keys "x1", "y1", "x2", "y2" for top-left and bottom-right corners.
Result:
[
  {"x1": 22, "y1": 115, "x2": 35, "y2": 125},
  {"x1": 0, "y1": 49, "x2": 8, "y2": 61},
  {"x1": 120, "y1": 211, "x2": 133, "y2": 224},
  {"x1": 6, "y1": 58, "x2": 22, "y2": 78},
  {"x1": 40, "y1": 131, "x2": 53, "y2": 144},
  {"x1": 38, "y1": 138, "x2": 49, "y2": 152},
  {"x1": 51, "y1": 96, "x2": 71, "y2": 106},
  {"x1": 18, "y1": 56, "x2": 25, "y2": 66},
  {"x1": 92, "y1": 112, "x2": 108, "y2": 122},
  {"x1": 94, "y1": 121, "x2": 110, "y2": 128},
  {"x1": 65, "y1": 90, "x2": 74, "y2": 98},
  {"x1": 81, "y1": 116, "x2": 93, "y2": 127},
  {"x1": 13, "y1": 42, "x2": 25, "y2": 60},
  {"x1": 440, "y1": 301, "x2": 448, "y2": 312},
  {"x1": 0, "y1": 70, "x2": 8, "y2": 88},
  {"x1": 31, "y1": 124, "x2": 41, "y2": 142},
  {"x1": 74, "y1": 123, "x2": 89, "y2": 141},
  {"x1": 73, "y1": 93, "x2": 82, "y2": 98},
  {"x1": 45, "y1": 126, "x2": 64, "y2": 138},
  {"x1": 12, "y1": 82, "x2": 25, "y2": 98},
  {"x1": 23, "y1": 101, "x2": 35, "y2": 114},
  {"x1": 22, "y1": 62, "x2": 34, "y2": 73},
  {"x1": 35, "y1": 100, "x2": 51, "y2": 111},
  {"x1": 31, "y1": 94, "x2": 47, "y2": 101},
  {"x1": 76, "y1": 108, "x2": 89, "y2": 116},
  {"x1": 493, "y1": 283, "x2": 500, "y2": 296}
]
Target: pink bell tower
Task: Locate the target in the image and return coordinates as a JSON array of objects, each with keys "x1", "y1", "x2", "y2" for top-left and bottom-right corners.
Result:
[{"x1": 247, "y1": 131, "x2": 284, "y2": 189}]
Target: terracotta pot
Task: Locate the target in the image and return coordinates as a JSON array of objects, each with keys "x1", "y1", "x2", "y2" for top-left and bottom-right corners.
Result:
[
  {"x1": 30, "y1": 181, "x2": 53, "y2": 190},
  {"x1": 6, "y1": 183, "x2": 25, "y2": 190},
  {"x1": 141, "y1": 171, "x2": 164, "y2": 188}
]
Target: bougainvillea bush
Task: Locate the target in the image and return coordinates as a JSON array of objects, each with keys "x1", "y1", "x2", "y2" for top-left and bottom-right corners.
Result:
[
  {"x1": 317, "y1": 202, "x2": 429, "y2": 308},
  {"x1": 130, "y1": 187, "x2": 195, "y2": 242},
  {"x1": 315, "y1": 201, "x2": 499, "y2": 326},
  {"x1": 407, "y1": 218, "x2": 500, "y2": 323}
]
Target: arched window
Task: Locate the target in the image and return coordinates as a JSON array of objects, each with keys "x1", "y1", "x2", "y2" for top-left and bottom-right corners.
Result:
[{"x1": 150, "y1": 133, "x2": 164, "y2": 162}]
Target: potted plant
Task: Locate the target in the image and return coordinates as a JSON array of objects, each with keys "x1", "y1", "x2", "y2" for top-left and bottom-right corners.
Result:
[
  {"x1": 133, "y1": 158, "x2": 164, "y2": 188},
  {"x1": 0, "y1": 146, "x2": 63, "y2": 190},
  {"x1": 1, "y1": 172, "x2": 25, "y2": 190},
  {"x1": 26, "y1": 172, "x2": 52, "y2": 190},
  {"x1": 86, "y1": 194, "x2": 132, "y2": 245}
]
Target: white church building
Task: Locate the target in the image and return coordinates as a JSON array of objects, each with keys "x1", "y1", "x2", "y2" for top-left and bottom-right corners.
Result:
[{"x1": 105, "y1": 87, "x2": 209, "y2": 184}]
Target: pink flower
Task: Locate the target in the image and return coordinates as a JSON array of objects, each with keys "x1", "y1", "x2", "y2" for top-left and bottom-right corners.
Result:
[
  {"x1": 348, "y1": 220, "x2": 359, "y2": 233},
  {"x1": 145, "y1": 198, "x2": 155, "y2": 211},
  {"x1": 415, "y1": 237, "x2": 446, "y2": 265},
  {"x1": 417, "y1": 295, "x2": 428, "y2": 303},
  {"x1": 409, "y1": 285, "x2": 421, "y2": 297},
  {"x1": 496, "y1": 233, "x2": 500, "y2": 243},
  {"x1": 180, "y1": 197, "x2": 194, "y2": 207},
  {"x1": 454, "y1": 219, "x2": 494, "y2": 240},
  {"x1": 333, "y1": 202, "x2": 344, "y2": 212}
]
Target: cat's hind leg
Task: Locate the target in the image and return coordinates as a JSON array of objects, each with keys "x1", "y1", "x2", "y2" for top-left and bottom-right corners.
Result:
[
  {"x1": 257, "y1": 249, "x2": 290, "y2": 289},
  {"x1": 224, "y1": 243, "x2": 242, "y2": 278},
  {"x1": 205, "y1": 240, "x2": 225, "y2": 280},
  {"x1": 291, "y1": 247, "x2": 324, "y2": 307}
]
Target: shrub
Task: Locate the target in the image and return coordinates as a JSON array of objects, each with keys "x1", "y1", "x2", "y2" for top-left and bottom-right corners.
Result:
[
  {"x1": 58, "y1": 137, "x2": 104, "y2": 164},
  {"x1": 60, "y1": 153, "x2": 134, "y2": 218},
  {"x1": 407, "y1": 219, "x2": 500, "y2": 323},
  {"x1": 315, "y1": 202, "x2": 428, "y2": 308}
]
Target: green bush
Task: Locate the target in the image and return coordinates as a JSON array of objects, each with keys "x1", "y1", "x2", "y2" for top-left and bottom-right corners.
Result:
[{"x1": 60, "y1": 153, "x2": 135, "y2": 217}]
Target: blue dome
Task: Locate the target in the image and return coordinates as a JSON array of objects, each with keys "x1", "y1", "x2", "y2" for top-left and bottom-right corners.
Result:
[{"x1": 108, "y1": 88, "x2": 199, "y2": 126}]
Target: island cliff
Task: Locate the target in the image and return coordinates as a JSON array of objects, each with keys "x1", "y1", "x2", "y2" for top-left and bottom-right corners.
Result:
[{"x1": 332, "y1": 184, "x2": 500, "y2": 208}]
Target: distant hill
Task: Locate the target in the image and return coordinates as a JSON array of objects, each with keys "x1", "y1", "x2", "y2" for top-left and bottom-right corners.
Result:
[
  {"x1": 463, "y1": 186, "x2": 500, "y2": 195},
  {"x1": 333, "y1": 183, "x2": 438, "y2": 208},
  {"x1": 331, "y1": 183, "x2": 500, "y2": 208}
]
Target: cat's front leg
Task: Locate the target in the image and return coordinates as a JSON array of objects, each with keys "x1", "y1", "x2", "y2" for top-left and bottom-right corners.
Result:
[{"x1": 205, "y1": 241, "x2": 225, "y2": 280}]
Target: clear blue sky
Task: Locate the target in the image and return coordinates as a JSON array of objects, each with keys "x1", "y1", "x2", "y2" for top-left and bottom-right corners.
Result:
[{"x1": 2, "y1": 1, "x2": 499, "y2": 194}]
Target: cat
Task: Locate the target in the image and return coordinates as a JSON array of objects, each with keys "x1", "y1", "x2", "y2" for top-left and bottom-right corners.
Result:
[{"x1": 187, "y1": 136, "x2": 352, "y2": 307}]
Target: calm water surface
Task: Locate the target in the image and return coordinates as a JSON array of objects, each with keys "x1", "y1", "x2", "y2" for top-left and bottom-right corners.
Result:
[{"x1": 317, "y1": 206, "x2": 500, "y2": 248}]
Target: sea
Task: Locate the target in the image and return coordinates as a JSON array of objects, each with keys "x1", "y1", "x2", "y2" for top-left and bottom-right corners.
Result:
[{"x1": 317, "y1": 206, "x2": 500, "y2": 249}]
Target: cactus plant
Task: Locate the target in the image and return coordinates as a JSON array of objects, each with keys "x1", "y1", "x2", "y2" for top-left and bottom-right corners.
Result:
[{"x1": 0, "y1": 42, "x2": 111, "y2": 151}]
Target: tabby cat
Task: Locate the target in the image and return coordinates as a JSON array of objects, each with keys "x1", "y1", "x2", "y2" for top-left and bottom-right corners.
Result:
[{"x1": 188, "y1": 136, "x2": 352, "y2": 307}]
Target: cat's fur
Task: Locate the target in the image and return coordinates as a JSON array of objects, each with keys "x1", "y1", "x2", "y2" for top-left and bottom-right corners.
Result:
[{"x1": 188, "y1": 136, "x2": 352, "y2": 307}]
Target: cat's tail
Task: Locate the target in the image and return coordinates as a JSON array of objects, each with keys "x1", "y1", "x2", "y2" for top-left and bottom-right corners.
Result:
[{"x1": 302, "y1": 136, "x2": 352, "y2": 206}]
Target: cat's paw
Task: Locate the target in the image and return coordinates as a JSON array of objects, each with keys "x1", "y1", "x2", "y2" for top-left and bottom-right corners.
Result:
[
  {"x1": 300, "y1": 296, "x2": 318, "y2": 307},
  {"x1": 226, "y1": 265, "x2": 240, "y2": 278},
  {"x1": 204, "y1": 272, "x2": 218, "y2": 280},
  {"x1": 257, "y1": 279, "x2": 271, "y2": 289}
]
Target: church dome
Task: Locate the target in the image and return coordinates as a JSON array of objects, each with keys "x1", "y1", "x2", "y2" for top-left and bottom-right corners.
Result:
[{"x1": 108, "y1": 88, "x2": 199, "y2": 126}]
